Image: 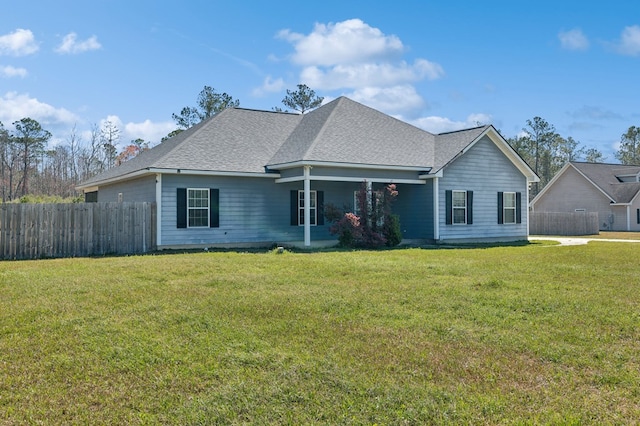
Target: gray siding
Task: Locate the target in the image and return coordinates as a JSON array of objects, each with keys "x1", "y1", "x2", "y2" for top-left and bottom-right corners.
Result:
[
  {"x1": 160, "y1": 176, "x2": 367, "y2": 247},
  {"x1": 98, "y1": 175, "x2": 157, "y2": 203},
  {"x1": 438, "y1": 136, "x2": 528, "y2": 242},
  {"x1": 394, "y1": 182, "x2": 433, "y2": 240}
]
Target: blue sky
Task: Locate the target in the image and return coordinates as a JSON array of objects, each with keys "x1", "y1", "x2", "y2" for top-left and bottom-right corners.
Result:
[{"x1": 1, "y1": 0, "x2": 639, "y2": 161}]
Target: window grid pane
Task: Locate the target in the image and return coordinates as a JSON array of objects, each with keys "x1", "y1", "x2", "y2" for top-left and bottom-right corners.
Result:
[
  {"x1": 503, "y1": 192, "x2": 516, "y2": 224},
  {"x1": 298, "y1": 190, "x2": 317, "y2": 226},
  {"x1": 187, "y1": 189, "x2": 209, "y2": 227},
  {"x1": 452, "y1": 190, "x2": 467, "y2": 224}
]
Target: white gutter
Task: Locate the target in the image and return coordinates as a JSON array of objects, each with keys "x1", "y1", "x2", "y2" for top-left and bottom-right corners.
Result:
[
  {"x1": 76, "y1": 168, "x2": 281, "y2": 190},
  {"x1": 268, "y1": 160, "x2": 431, "y2": 173},
  {"x1": 275, "y1": 175, "x2": 425, "y2": 184}
]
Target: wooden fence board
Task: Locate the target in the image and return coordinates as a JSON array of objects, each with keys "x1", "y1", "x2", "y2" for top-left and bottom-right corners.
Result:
[
  {"x1": 0, "y1": 202, "x2": 156, "y2": 260},
  {"x1": 529, "y1": 211, "x2": 599, "y2": 236}
]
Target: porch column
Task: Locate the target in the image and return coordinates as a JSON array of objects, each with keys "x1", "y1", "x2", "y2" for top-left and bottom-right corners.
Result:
[
  {"x1": 156, "y1": 173, "x2": 162, "y2": 246},
  {"x1": 304, "y1": 165, "x2": 311, "y2": 246},
  {"x1": 433, "y1": 177, "x2": 440, "y2": 241}
]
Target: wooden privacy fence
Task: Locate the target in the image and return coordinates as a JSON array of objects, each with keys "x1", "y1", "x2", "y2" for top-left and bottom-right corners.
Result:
[
  {"x1": 0, "y1": 202, "x2": 156, "y2": 260},
  {"x1": 529, "y1": 211, "x2": 599, "y2": 236}
]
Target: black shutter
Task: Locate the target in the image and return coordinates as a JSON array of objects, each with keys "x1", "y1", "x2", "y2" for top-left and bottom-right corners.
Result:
[
  {"x1": 210, "y1": 189, "x2": 219, "y2": 228},
  {"x1": 177, "y1": 188, "x2": 187, "y2": 228},
  {"x1": 497, "y1": 192, "x2": 504, "y2": 224},
  {"x1": 445, "y1": 190, "x2": 452, "y2": 225},
  {"x1": 466, "y1": 191, "x2": 473, "y2": 225},
  {"x1": 317, "y1": 191, "x2": 324, "y2": 225},
  {"x1": 290, "y1": 190, "x2": 298, "y2": 226},
  {"x1": 637, "y1": 208, "x2": 640, "y2": 225},
  {"x1": 516, "y1": 192, "x2": 522, "y2": 224}
]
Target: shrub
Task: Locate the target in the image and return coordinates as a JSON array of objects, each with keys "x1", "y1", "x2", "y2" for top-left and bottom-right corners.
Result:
[{"x1": 326, "y1": 182, "x2": 401, "y2": 249}]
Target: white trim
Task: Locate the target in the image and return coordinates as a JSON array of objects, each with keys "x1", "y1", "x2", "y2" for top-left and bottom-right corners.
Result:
[
  {"x1": 268, "y1": 160, "x2": 430, "y2": 173},
  {"x1": 627, "y1": 205, "x2": 631, "y2": 231},
  {"x1": 502, "y1": 191, "x2": 517, "y2": 224},
  {"x1": 303, "y1": 166, "x2": 311, "y2": 247},
  {"x1": 76, "y1": 169, "x2": 153, "y2": 190},
  {"x1": 186, "y1": 188, "x2": 210, "y2": 228},
  {"x1": 150, "y1": 168, "x2": 280, "y2": 178},
  {"x1": 452, "y1": 190, "x2": 468, "y2": 225},
  {"x1": 156, "y1": 174, "x2": 162, "y2": 246},
  {"x1": 76, "y1": 168, "x2": 280, "y2": 190},
  {"x1": 433, "y1": 177, "x2": 440, "y2": 241},
  {"x1": 420, "y1": 170, "x2": 443, "y2": 179},
  {"x1": 526, "y1": 184, "x2": 530, "y2": 236},
  {"x1": 275, "y1": 175, "x2": 425, "y2": 184}
]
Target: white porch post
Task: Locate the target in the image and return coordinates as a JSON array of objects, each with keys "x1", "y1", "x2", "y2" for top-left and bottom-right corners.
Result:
[
  {"x1": 433, "y1": 177, "x2": 440, "y2": 241},
  {"x1": 526, "y1": 184, "x2": 531, "y2": 236},
  {"x1": 304, "y1": 166, "x2": 311, "y2": 247},
  {"x1": 155, "y1": 173, "x2": 162, "y2": 247}
]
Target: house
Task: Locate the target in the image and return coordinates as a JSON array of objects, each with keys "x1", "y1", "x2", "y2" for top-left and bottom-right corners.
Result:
[
  {"x1": 77, "y1": 97, "x2": 538, "y2": 248},
  {"x1": 530, "y1": 161, "x2": 640, "y2": 231}
]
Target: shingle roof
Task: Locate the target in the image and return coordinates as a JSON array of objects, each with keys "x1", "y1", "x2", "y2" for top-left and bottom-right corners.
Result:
[
  {"x1": 79, "y1": 96, "x2": 527, "y2": 188},
  {"x1": 268, "y1": 97, "x2": 435, "y2": 168},
  {"x1": 433, "y1": 126, "x2": 490, "y2": 171},
  {"x1": 571, "y1": 162, "x2": 640, "y2": 203}
]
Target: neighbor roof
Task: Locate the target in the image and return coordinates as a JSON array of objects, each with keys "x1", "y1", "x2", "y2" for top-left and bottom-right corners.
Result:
[
  {"x1": 571, "y1": 162, "x2": 640, "y2": 204},
  {"x1": 79, "y1": 96, "x2": 533, "y2": 189}
]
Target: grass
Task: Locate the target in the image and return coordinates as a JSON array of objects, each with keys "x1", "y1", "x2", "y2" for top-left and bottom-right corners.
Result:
[{"x1": 1, "y1": 242, "x2": 639, "y2": 424}]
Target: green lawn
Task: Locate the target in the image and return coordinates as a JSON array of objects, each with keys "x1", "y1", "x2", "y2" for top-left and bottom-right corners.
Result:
[{"x1": 1, "y1": 242, "x2": 639, "y2": 424}]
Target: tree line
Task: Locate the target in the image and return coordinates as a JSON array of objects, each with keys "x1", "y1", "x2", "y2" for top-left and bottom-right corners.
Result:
[{"x1": 1, "y1": 83, "x2": 638, "y2": 203}]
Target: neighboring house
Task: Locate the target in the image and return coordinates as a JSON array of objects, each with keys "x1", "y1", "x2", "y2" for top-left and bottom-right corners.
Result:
[
  {"x1": 530, "y1": 161, "x2": 640, "y2": 231},
  {"x1": 77, "y1": 97, "x2": 538, "y2": 248}
]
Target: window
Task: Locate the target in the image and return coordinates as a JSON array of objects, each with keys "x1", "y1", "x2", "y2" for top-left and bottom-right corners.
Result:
[
  {"x1": 298, "y1": 190, "x2": 317, "y2": 226},
  {"x1": 503, "y1": 192, "x2": 516, "y2": 224},
  {"x1": 498, "y1": 192, "x2": 522, "y2": 224},
  {"x1": 290, "y1": 190, "x2": 324, "y2": 226},
  {"x1": 176, "y1": 188, "x2": 219, "y2": 229},
  {"x1": 452, "y1": 190, "x2": 467, "y2": 224},
  {"x1": 188, "y1": 189, "x2": 210, "y2": 227},
  {"x1": 445, "y1": 190, "x2": 472, "y2": 225}
]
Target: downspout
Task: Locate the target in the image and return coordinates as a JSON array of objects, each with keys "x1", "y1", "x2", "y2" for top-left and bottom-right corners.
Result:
[
  {"x1": 304, "y1": 166, "x2": 311, "y2": 247},
  {"x1": 156, "y1": 173, "x2": 162, "y2": 247}
]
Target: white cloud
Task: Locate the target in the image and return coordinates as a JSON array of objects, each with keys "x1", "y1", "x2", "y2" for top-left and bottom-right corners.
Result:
[
  {"x1": 0, "y1": 92, "x2": 77, "y2": 125},
  {"x1": 123, "y1": 119, "x2": 176, "y2": 145},
  {"x1": 275, "y1": 19, "x2": 445, "y2": 118},
  {"x1": 252, "y1": 76, "x2": 287, "y2": 96},
  {"x1": 558, "y1": 28, "x2": 589, "y2": 51},
  {"x1": 348, "y1": 86, "x2": 425, "y2": 115},
  {"x1": 98, "y1": 115, "x2": 176, "y2": 146},
  {"x1": 614, "y1": 25, "x2": 640, "y2": 56},
  {"x1": 409, "y1": 113, "x2": 492, "y2": 134},
  {"x1": 55, "y1": 33, "x2": 102, "y2": 54},
  {"x1": 1, "y1": 65, "x2": 27, "y2": 78},
  {"x1": 278, "y1": 18, "x2": 404, "y2": 66},
  {"x1": 300, "y1": 59, "x2": 444, "y2": 91},
  {"x1": 0, "y1": 29, "x2": 39, "y2": 56}
]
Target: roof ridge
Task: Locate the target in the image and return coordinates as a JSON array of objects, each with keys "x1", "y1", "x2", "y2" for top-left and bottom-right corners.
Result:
[
  {"x1": 300, "y1": 97, "x2": 343, "y2": 161},
  {"x1": 437, "y1": 124, "x2": 489, "y2": 136}
]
